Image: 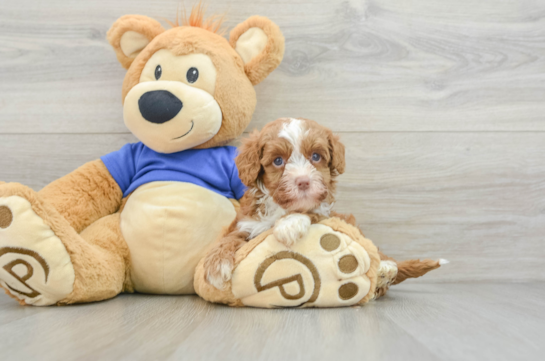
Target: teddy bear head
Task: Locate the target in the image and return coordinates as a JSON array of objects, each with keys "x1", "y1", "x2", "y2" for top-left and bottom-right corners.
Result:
[{"x1": 107, "y1": 7, "x2": 284, "y2": 153}]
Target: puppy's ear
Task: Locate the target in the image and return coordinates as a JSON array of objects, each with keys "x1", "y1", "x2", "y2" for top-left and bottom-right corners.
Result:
[
  {"x1": 328, "y1": 132, "x2": 346, "y2": 175},
  {"x1": 229, "y1": 16, "x2": 285, "y2": 85},
  {"x1": 107, "y1": 15, "x2": 165, "y2": 69},
  {"x1": 236, "y1": 130, "x2": 263, "y2": 187}
]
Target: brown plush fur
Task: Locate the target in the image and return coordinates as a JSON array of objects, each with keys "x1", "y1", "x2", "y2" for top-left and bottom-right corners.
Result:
[
  {"x1": 39, "y1": 160, "x2": 123, "y2": 234},
  {"x1": 229, "y1": 16, "x2": 285, "y2": 85},
  {"x1": 167, "y1": 2, "x2": 226, "y2": 35},
  {"x1": 107, "y1": 15, "x2": 166, "y2": 69}
]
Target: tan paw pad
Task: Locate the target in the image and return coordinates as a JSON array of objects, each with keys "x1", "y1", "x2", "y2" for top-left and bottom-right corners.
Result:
[{"x1": 0, "y1": 196, "x2": 75, "y2": 306}]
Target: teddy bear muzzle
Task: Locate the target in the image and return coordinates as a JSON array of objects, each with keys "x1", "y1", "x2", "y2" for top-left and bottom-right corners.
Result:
[{"x1": 123, "y1": 80, "x2": 222, "y2": 154}]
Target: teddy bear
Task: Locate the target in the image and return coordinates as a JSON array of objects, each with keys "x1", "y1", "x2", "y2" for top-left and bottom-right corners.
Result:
[{"x1": 0, "y1": 7, "x2": 285, "y2": 306}]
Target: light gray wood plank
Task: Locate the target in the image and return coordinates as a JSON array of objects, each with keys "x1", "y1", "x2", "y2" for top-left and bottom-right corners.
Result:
[
  {"x1": 382, "y1": 283, "x2": 545, "y2": 361},
  {"x1": 0, "y1": 283, "x2": 543, "y2": 361},
  {"x1": 0, "y1": 0, "x2": 544, "y2": 133},
  {"x1": 338, "y1": 132, "x2": 545, "y2": 282},
  {"x1": 0, "y1": 132, "x2": 543, "y2": 282},
  {"x1": 0, "y1": 134, "x2": 138, "y2": 190},
  {"x1": 0, "y1": 293, "x2": 437, "y2": 361}
]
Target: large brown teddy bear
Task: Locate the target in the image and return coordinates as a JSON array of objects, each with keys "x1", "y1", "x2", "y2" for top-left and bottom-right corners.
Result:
[{"x1": 0, "y1": 8, "x2": 284, "y2": 306}]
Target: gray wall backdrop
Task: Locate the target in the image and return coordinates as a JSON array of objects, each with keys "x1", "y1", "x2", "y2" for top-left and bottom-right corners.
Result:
[{"x1": 1, "y1": 0, "x2": 544, "y2": 282}]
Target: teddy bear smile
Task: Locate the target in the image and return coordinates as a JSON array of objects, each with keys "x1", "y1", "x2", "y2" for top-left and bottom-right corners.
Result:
[{"x1": 172, "y1": 120, "x2": 194, "y2": 140}]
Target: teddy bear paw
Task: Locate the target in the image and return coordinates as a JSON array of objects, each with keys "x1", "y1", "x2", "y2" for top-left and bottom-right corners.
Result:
[
  {"x1": 0, "y1": 192, "x2": 75, "y2": 306},
  {"x1": 230, "y1": 224, "x2": 375, "y2": 308}
]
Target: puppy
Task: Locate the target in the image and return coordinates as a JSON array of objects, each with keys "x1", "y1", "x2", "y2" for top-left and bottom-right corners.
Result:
[
  {"x1": 203, "y1": 117, "x2": 355, "y2": 290},
  {"x1": 203, "y1": 117, "x2": 445, "y2": 292}
]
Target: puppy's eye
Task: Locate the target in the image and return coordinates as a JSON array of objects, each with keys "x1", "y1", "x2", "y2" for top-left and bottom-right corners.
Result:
[
  {"x1": 273, "y1": 157, "x2": 284, "y2": 167},
  {"x1": 187, "y1": 67, "x2": 199, "y2": 83},
  {"x1": 155, "y1": 65, "x2": 162, "y2": 80},
  {"x1": 311, "y1": 153, "x2": 321, "y2": 162}
]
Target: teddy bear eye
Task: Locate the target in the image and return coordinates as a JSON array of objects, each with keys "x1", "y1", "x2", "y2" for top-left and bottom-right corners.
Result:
[
  {"x1": 154, "y1": 65, "x2": 162, "y2": 80},
  {"x1": 187, "y1": 67, "x2": 199, "y2": 83},
  {"x1": 273, "y1": 157, "x2": 284, "y2": 167},
  {"x1": 311, "y1": 153, "x2": 321, "y2": 162}
]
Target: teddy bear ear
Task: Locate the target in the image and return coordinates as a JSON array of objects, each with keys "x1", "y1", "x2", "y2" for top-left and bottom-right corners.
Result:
[
  {"x1": 107, "y1": 15, "x2": 165, "y2": 69},
  {"x1": 229, "y1": 16, "x2": 285, "y2": 85}
]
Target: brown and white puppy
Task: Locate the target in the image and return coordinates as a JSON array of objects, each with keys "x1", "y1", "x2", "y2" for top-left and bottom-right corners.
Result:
[
  {"x1": 204, "y1": 117, "x2": 351, "y2": 290},
  {"x1": 203, "y1": 117, "x2": 446, "y2": 292}
]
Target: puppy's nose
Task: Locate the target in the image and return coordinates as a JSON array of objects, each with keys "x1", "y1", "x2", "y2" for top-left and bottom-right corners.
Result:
[
  {"x1": 138, "y1": 90, "x2": 183, "y2": 124},
  {"x1": 296, "y1": 176, "x2": 310, "y2": 191}
]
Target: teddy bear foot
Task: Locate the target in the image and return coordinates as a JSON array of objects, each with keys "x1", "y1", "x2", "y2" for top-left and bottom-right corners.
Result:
[
  {"x1": 195, "y1": 218, "x2": 381, "y2": 308},
  {"x1": 0, "y1": 184, "x2": 75, "y2": 306}
]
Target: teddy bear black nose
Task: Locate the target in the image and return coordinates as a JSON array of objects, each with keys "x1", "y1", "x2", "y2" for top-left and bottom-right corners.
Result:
[{"x1": 138, "y1": 90, "x2": 183, "y2": 124}]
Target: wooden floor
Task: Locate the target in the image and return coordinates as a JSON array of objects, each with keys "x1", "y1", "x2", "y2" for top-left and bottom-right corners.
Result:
[
  {"x1": 1, "y1": 1, "x2": 544, "y2": 359},
  {"x1": 1, "y1": 282, "x2": 543, "y2": 361}
]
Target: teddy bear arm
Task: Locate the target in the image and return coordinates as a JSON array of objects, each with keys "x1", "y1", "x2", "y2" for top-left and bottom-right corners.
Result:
[{"x1": 39, "y1": 159, "x2": 123, "y2": 233}]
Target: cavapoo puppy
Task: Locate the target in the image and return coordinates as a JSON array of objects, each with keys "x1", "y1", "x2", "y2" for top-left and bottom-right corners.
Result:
[{"x1": 203, "y1": 117, "x2": 445, "y2": 292}]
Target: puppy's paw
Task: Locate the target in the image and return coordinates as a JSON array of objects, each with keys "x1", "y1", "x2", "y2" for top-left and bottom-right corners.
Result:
[
  {"x1": 374, "y1": 260, "x2": 398, "y2": 300},
  {"x1": 274, "y1": 214, "x2": 311, "y2": 247},
  {"x1": 204, "y1": 255, "x2": 234, "y2": 291}
]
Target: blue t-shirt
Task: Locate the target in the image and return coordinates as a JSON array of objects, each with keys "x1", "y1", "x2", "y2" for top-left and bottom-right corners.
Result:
[{"x1": 101, "y1": 143, "x2": 246, "y2": 199}]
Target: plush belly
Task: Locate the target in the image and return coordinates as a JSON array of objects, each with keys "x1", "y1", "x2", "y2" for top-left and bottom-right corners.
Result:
[{"x1": 120, "y1": 181, "x2": 236, "y2": 294}]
